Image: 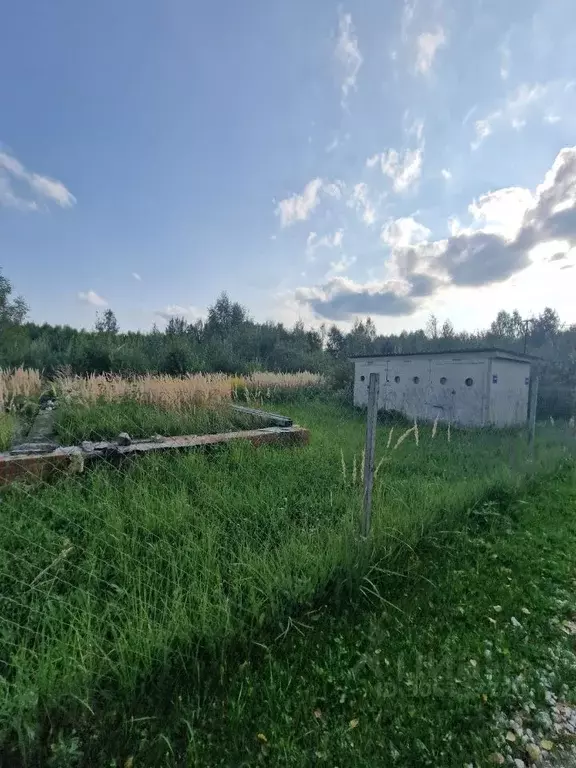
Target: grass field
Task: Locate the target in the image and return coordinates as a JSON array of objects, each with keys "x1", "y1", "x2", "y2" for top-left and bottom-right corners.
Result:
[
  {"x1": 0, "y1": 412, "x2": 14, "y2": 451},
  {"x1": 117, "y1": 462, "x2": 574, "y2": 768},
  {"x1": 1, "y1": 397, "x2": 574, "y2": 764},
  {"x1": 53, "y1": 400, "x2": 280, "y2": 443}
]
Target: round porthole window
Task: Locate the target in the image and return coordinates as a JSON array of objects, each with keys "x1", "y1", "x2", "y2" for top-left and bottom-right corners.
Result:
[
  {"x1": 440, "y1": 376, "x2": 447, "y2": 385},
  {"x1": 465, "y1": 377, "x2": 473, "y2": 387},
  {"x1": 413, "y1": 376, "x2": 420, "y2": 384},
  {"x1": 394, "y1": 375, "x2": 400, "y2": 383},
  {"x1": 360, "y1": 375, "x2": 365, "y2": 382}
]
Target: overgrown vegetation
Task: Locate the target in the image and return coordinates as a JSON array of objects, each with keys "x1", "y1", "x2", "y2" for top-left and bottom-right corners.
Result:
[
  {"x1": 54, "y1": 400, "x2": 276, "y2": 443},
  {"x1": 0, "y1": 412, "x2": 14, "y2": 451},
  {"x1": 2, "y1": 264, "x2": 576, "y2": 764},
  {"x1": 54, "y1": 370, "x2": 324, "y2": 408},
  {"x1": 1, "y1": 266, "x2": 575, "y2": 417},
  {"x1": 0, "y1": 400, "x2": 573, "y2": 762},
  {"x1": 52, "y1": 370, "x2": 325, "y2": 442},
  {"x1": 100, "y1": 463, "x2": 574, "y2": 768}
]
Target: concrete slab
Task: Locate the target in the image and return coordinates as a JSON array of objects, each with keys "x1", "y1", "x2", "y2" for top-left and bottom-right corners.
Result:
[{"x1": 0, "y1": 426, "x2": 309, "y2": 486}]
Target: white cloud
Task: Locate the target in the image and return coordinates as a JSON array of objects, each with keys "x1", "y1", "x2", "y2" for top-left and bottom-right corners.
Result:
[
  {"x1": 472, "y1": 120, "x2": 492, "y2": 149},
  {"x1": 326, "y1": 137, "x2": 340, "y2": 153},
  {"x1": 381, "y1": 147, "x2": 423, "y2": 193},
  {"x1": 335, "y1": 11, "x2": 363, "y2": 108},
  {"x1": 29, "y1": 175, "x2": 75, "y2": 207},
  {"x1": 468, "y1": 186, "x2": 534, "y2": 240},
  {"x1": 306, "y1": 229, "x2": 344, "y2": 259},
  {"x1": 328, "y1": 254, "x2": 356, "y2": 274},
  {"x1": 401, "y1": 0, "x2": 417, "y2": 41},
  {"x1": 0, "y1": 176, "x2": 38, "y2": 211},
  {"x1": 156, "y1": 305, "x2": 202, "y2": 321},
  {"x1": 276, "y1": 178, "x2": 323, "y2": 227},
  {"x1": 415, "y1": 27, "x2": 446, "y2": 75},
  {"x1": 297, "y1": 146, "x2": 576, "y2": 322},
  {"x1": 0, "y1": 149, "x2": 76, "y2": 210},
  {"x1": 472, "y1": 81, "x2": 574, "y2": 149},
  {"x1": 347, "y1": 183, "x2": 377, "y2": 225},
  {"x1": 323, "y1": 180, "x2": 345, "y2": 199},
  {"x1": 78, "y1": 290, "x2": 107, "y2": 307},
  {"x1": 367, "y1": 122, "x2": 424, "y2": 193},
  {"x1": 381, "y1": 217, "x2": 431, "y2": 248},
  {"x1": 132, "y1": 272, "x2": 142, "y2": 281},
  {"x1": 441, "y1": 168, "x2": 452, "y2": 181}
]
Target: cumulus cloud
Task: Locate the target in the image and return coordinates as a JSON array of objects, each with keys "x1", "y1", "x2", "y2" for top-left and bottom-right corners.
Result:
[
  {"x1": 468, "y1": 187, "x2": 535, "y2": 239},
  {"x1": 296, "y1": 145, "x2": 576, "y2": 320},
  {"x1": 472, "y1": 81, "x2": 574, "y2": 149},
  {"x1": 295, "y1": 277, "x2": 415, "y2": 321},
  {"x1": 381, "y1": 216, "x2": 431, "y2": 248},
  {"x1": 366, "y1": 122, "x2": 424, "y2": 193},
  {"x1": 0, "y1": 149, "x2": 76, "y2": 210},
  {"x1": 78, "y1": 290, "x2": 107, "y2": 307},
  {"x1": 132, "y1": 272, "x2": 142, "y2": 281},
  {"x1": 155, "y1": 305, "x2": 202, "y2": 321},
  {"x1": 335, "y1": 10, "x2": 363, "y2": 108},
  {"x1": 415, "y1": 27, "x2": 446, "y2": 75},
  {"x1": 441, "y1": 168, "x2": 452, "y2": 181}
]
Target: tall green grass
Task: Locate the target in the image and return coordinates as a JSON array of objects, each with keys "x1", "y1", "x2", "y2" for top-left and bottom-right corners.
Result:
[
  {"x1": 0, "y1": 412, "x2": 14, "y2": 451},
  {"x1": 54, "y1": 399, "x2": 275, "y2": 444},
  {"x1": 0, "y1": 400, "x2": 572, "y2": 757}
]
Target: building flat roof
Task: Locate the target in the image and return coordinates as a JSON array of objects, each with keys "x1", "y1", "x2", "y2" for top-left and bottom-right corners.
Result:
[{"x1": 349, "y1": 347, "x2": 539, "y2": 363}]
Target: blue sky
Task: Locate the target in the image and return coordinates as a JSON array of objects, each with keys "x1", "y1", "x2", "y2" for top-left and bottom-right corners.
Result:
[{"x1": 1, "y1": 0, "x2": 576, "y2": 333}]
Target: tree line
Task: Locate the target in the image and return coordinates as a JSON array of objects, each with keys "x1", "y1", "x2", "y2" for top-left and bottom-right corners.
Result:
[{"x1": 1, "y1": 268, "x2": 574, "y2": 417}]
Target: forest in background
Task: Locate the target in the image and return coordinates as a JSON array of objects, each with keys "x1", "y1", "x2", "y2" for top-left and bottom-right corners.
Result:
[{"x1": 1, "y1": 268, "x2": 574, "y2": 417}]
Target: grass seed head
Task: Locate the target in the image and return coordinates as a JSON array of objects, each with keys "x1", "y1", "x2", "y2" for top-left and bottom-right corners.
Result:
[{"x1": 393, "y1": 426, "x2": 415, "y2": 451}]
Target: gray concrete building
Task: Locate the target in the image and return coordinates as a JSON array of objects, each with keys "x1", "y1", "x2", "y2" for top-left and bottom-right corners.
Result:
[{"x1": 350, "y1": 348, "x2": 536, "y2": 427}]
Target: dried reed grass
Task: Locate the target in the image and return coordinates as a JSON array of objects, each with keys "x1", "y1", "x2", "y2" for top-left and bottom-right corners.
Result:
[
  {"x1": 56, "y1": 372, "x2": 232, "y2": 409},
  {"x1": 56, "y1": 370, "x2": 324, "y2": 410},
  {"x1": 0, "y1": 368, "x2": 42, "y2": 409},
  {"x1": 242, "y1": 371, "x2": 322, "y2": 390}
]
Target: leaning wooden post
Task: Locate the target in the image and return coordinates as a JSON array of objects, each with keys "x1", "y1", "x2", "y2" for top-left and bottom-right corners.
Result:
[
  {"x1": 528, "y1": 374, "x2": 539, "y2": 458},
  {"x1": 362, "y1": 372, "x2": 380, "y2": 537}
]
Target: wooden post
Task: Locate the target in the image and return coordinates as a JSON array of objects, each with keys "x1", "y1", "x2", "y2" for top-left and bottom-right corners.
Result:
[
  {"x1": 362, "y1": 372, "x2": 380, "y2": 537},
  {"x1": 528, "y1": 374, "x2": 539, "y2": 457}
]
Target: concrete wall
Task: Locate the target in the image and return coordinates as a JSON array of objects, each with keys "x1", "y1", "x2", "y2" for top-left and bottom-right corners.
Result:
[
  {"x1": 353, "y1": 355, "x2": 490, "y2": 426},
  {"x1": 489, "y1": 359, "x2": 530, "y2": 426}
]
